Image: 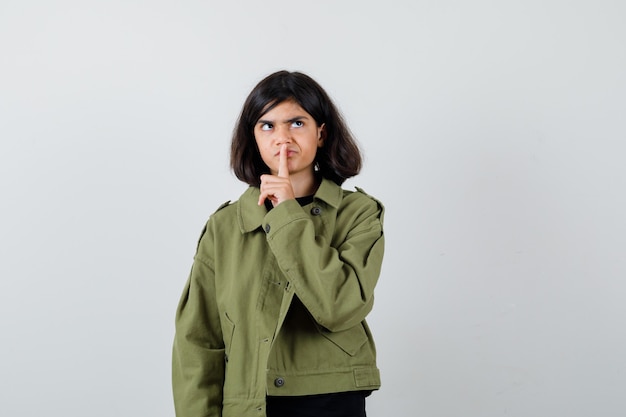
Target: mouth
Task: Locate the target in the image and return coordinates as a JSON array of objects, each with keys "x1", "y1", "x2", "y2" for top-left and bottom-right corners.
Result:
[{"x1": 275, "y1": 149, "x2": 297, "y2": 157}]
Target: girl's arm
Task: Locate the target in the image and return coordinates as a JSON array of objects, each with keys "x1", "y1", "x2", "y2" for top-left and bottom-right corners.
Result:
[
  {"x1": 264, "y1": 190, "x2": 384, "y2": 332},
  {"x1": 172, "y1": 243, "x2": 225, "y2": 417}
]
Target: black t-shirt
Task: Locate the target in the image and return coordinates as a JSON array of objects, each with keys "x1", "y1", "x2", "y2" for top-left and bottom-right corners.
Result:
[{"x1": 266, "y1": 391, "x2": 367, "y2": 417}]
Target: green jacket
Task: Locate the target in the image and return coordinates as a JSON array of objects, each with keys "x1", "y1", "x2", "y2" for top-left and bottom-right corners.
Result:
[{"x1": 172, "y1": 178, "x2": 385, "y2": 417}]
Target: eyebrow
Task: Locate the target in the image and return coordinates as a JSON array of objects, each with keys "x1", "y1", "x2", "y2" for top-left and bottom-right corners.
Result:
[{"x1": 257, "y1": 115, "x2": 310, "y2": 125}]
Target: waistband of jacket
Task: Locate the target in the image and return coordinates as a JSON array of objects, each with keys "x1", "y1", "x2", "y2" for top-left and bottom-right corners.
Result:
[
  {"x1": 265, "y1": 366, "x2": 381, "y2": 396},
  {"x1": 222, "y1": 397, "x2": 266, "y2": 417}
]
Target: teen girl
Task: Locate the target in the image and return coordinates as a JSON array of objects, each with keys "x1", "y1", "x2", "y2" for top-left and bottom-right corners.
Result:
[{"x1": 172, "y1": 70, "x2": 385, "y2": 417}]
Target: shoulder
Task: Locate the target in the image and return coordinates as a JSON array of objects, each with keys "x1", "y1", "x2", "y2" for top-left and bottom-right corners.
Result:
[
  {"x1": 212, "y1": 199, "x2": 234, "y2": 215},
  {"x1": 207, "y1": 185, "x2": 253, "y2": 222},
  {"x1": 204, "y1": 185, "x2": 264, "y2": 235},
  {"x1": 203, "y1": 199, "x2": 235, "y2": 225},
  {"x1": 215, "y1": 200, "x2": 231, "y2": 211},
  {"x1": 196, "y1": 200, "x2": 231, "y2": 238},
  {"x1": 338, "y1": 186, "x2": 385, "y2": 224},
  {"x1": 195, "y1": 199, "x2": 239, "y2": 254},
  {"x1": 347, "y1": 186, "x2": 383, "y2": 205},
  {"x1": 342, "y1": 186, "x2": 384, "y2": 212},
  {"x1": 317, "y1": 178, "x2": 383, "y2": 211}
]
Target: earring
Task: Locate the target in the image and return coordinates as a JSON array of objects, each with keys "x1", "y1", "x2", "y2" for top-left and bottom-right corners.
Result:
[{"x1": 314, "y1": 161, "x2": 320, "y2": 172}]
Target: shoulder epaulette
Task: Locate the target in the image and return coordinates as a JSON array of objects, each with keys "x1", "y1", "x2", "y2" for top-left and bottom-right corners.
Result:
[
  {"x1": 353, "y1": 187, "x2": 385, "y2": 221},
  {"x1": 215, "y1": 200, "x2": 231, "y2": 212},
  {"x1": 197, "y1": 200, "x2": 232, "y2": 250}
]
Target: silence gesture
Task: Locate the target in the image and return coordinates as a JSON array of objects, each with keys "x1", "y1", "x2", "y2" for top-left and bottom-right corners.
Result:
[{"x1": 258, "y1": 144, "x2": 295, "y2": 207}]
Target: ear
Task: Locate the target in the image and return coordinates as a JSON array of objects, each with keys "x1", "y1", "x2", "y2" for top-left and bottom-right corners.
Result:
[{"x1": 317, "y1": 123, "x2": 326, "y2": 147}]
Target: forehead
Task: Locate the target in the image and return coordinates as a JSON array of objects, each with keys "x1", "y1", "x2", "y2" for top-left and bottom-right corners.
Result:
[{"x1": 258, "y1": 99, "x2": 311, "y2": 120}]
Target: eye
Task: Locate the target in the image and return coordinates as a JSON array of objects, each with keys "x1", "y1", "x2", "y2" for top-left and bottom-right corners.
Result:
[
  {"x1": 292, "y1": 120, "x2": 304, "y2": 128},
  {"x1": 260, "y1": 123, "x2": 273, "y2": 131}
]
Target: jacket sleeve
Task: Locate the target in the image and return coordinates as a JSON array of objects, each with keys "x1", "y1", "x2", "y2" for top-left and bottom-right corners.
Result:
[
  {"x1": 263, "y1": 191, "x2": 385, "y2": 332},
  {"x1": 172, "y1": 225, "x2": 225, "y2": 417}
]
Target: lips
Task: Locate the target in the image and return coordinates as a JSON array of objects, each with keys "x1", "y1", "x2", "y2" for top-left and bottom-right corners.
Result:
[{"x1": 275, "y1": 149, "x2": 297, "y2": 157}]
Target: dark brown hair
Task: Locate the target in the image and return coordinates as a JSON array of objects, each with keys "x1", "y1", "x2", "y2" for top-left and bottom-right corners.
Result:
[{"x1": 230, "y1": 70, "x2": 362, "y2": 186}]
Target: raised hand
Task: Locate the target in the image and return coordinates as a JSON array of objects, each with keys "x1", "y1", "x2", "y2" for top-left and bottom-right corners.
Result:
[{"x1": 258, "y1": 144, "x2": 295, "y2": 207}]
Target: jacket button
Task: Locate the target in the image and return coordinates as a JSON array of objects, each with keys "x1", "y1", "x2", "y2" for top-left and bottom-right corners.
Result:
[
  {"x1": 310, "y1": 207, "x2": 322, "y2": 216},
  {"x1": 274, "y1": 377, "x2": 285, "y2": 387},
  {"x1": 264, "y1": 224, "x2": 271, "y2": 233}
]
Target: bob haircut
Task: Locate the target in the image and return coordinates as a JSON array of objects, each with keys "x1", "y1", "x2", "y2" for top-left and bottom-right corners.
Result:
[{"x1": 230, "y1": 70, "x2": 362, "y2": 186}]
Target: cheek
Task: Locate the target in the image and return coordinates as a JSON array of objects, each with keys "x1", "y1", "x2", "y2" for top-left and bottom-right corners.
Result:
[{"x1": 256, "y1": 144, "x2": 273, "y2": 163}]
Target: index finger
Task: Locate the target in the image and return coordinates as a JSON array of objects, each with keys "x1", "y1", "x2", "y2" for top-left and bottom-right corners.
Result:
[{"x1": 277, "y1": 144, "x2": 289, "y2": 178}]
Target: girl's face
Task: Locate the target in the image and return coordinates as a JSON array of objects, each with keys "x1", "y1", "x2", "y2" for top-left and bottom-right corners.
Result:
[{"x1": 254, "y1": 99, "x2": 325, "y2": 180}]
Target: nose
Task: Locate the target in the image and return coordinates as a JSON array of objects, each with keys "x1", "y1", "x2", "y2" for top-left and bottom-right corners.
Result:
[{"x1": 274, "y1": 125, "x2": 292, "y2": 144}]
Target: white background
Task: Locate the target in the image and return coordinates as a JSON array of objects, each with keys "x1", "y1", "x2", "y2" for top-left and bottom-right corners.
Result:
[{"x1": 1, "y1": 1, "x2": 625, "y2": 416}]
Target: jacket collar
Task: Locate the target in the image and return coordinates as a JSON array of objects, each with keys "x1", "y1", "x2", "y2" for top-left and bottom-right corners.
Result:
[{"x1": 237, "y1": 178, "x2": 343, "y2": 233}]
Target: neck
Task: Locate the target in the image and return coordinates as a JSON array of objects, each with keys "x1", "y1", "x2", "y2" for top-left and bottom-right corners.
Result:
[{"x1": 290, "y1": 171, "x2": 320, "y2": 198}]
